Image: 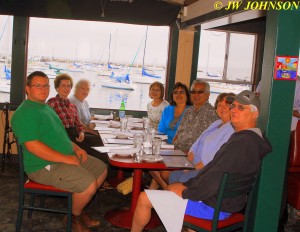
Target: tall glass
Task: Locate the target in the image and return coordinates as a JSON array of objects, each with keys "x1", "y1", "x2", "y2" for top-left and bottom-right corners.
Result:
[
  {"x1": 143, "y1": 117, "x2": 150, "y2": 130},
  {"x1": 153, "y1": 138, "x2": 162, "y2": 156},
  {"x1": 120, "y1": 117, "x2": 128, "y2": 132},
  {"x1": 133, "y1": 133, "x2": 143, "y2": 162},
  {"x1": 143, "y1": 127, "x2": 155, "y2": 155}
]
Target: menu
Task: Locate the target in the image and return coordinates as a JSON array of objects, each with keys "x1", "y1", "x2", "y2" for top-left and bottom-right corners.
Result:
[
  {"x1": 160, "y1": 150, "x2": 186, "y2": 156},
  {"x1": 162, "y1": 156, "x2": 195, "y2": 169}
]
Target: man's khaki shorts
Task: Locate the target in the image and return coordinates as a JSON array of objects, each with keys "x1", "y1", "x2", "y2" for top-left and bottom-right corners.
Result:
[{"x1": 28, "y1": 155, "x2": 107, "y2": 193}]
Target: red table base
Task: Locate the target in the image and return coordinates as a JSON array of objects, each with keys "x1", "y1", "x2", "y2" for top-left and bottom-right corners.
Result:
[{"x1": 105, "y1": 207, "x2": 161, "y2": 229}]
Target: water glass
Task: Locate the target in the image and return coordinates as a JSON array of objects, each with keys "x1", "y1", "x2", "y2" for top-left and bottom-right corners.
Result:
[
  {"x1": 152, "y1": 138, "x2": 162, "y2": 156},
  {"x1": 120, "y1": 118, "x2": 128, "y2": 132},
  {"x1": 143, "y1": 127, "x2": 155, "y2": 154},
  {"x1": 143, "y1": 117, "x2": 150, "y2": 129},
  {"x1": 133, "y1": 133, "x2": 143, "y2": 162}
]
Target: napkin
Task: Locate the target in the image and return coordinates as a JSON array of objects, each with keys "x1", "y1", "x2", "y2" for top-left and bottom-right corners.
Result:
[{"x1": 92, "y1": 146, "x2": 131, "y2": 153}]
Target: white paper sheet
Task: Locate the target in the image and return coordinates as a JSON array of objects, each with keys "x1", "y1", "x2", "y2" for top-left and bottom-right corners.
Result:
[
  {"x1": 145, "y1": 190, "x2": 188, "y2": 232},
  {"x1": 92, "y1": 146, "x2": 131, "y2": 153}
]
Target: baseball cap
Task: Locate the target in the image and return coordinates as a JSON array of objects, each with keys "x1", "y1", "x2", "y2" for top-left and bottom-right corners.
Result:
[{"x1": 234, "y1": 90, "x2": 261, "y2": 111}]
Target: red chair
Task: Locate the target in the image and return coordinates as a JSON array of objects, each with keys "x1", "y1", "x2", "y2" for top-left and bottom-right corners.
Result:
[
  {"x1": 183, "y1": 172, "x2": 259, "y2": 232},
  {"x1": 16, "y1": 141, "x2": 72, "y2": 232},
  {"x1": 287, "y1": 122, "x2": 300, "y2": 210}
]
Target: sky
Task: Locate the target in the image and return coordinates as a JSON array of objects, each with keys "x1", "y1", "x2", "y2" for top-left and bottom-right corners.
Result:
[{"x1": 27, "y1": 18, "x2": 170, "y2": 66}]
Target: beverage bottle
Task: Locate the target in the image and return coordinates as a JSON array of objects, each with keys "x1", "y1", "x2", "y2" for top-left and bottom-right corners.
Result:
[{"x1": 119, "y1": 99, "x2": 126, "y2": 119}]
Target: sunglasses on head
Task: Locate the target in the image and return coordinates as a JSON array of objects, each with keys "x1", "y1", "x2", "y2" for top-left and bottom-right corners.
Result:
[{"x1": 225, "y1": 96, "x2": 235, "y2": 104}]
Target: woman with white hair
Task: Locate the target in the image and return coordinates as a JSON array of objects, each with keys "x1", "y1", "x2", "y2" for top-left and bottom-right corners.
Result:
[{"x1": 69, "y1": 79, "x2": 97, "y2": 135}]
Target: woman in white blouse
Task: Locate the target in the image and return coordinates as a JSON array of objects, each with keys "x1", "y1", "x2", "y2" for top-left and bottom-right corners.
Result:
[{"x1": 147, "y1": 81, "x2": 169, "y2": 129}]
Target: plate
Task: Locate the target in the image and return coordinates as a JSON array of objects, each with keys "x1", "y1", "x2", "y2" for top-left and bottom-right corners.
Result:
[{"x1": 143, "y1": 155, "x2": 163, "y2": 162}]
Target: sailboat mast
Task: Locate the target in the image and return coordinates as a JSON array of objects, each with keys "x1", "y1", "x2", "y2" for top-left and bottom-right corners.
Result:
[
  {"x1": 108, "y1": 33, "x2": 111, "y2": 65},
  {"x1": 142, "y1": 26, "x2": 148, "y2": 67}
]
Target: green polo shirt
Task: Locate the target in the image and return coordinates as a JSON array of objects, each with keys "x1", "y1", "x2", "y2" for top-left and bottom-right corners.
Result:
[{"x1": 11, "y1": 100, "x2": 75, "y2": 174}]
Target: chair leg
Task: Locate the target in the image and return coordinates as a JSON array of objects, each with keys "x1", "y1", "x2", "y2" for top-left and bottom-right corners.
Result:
[
  {"x1": 27, "y1": 194, "x2": 36, "y2": 219},
  {"x1": 16, "y1": 192, "x2": 24, "y2": 232},
  {"x1": 67, "y1": 194, "x2": 72, "y2": 232}
]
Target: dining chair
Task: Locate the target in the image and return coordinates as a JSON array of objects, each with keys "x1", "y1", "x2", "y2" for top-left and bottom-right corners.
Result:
[
  {"x1": 183, "y1": 171, "x2": 259, "y2": 232},
  {"x1": 16, "y1": 141, "x2": 72, "y2": 232}
]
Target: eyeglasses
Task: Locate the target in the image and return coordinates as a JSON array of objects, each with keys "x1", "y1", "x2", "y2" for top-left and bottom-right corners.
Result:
[
  {"x1": 173, "y1": 91, "x2": 186, "y2": 95},
  {"x1": 190, "y1": 90, "x2": 206, "y2": 95},
  {"x1": 60, "y1": 84, "x2": 72, "y2": 88},
  {"x1": 230, "y1": 104, "x2": 250, "y2": 111},
  {"x1": 30, "y1": 84, "x2": 50, "y2": 89}
]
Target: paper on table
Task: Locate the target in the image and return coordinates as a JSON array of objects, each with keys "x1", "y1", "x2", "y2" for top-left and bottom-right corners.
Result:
[
  {"x1": 91, "y1": 120, "x2": 110, "y2": 124},
  {"x1": 161, "y1": 144, "x2": 174, "y2": 149},
  {"x1": 155, "y1": 134, "x2": 168, "y2": 140},
  {"x1": 104, "y1": 138, "x2": 134, "y2": 145},
  {"x1": 127, "y1": 118, "x2": 143, "y2": 123},
  {"x1": 92, "y1": 146, "x2": 131, "y2": 153},
  {"x1": 127, "y1": 122, "x2": 143, "y2": 128},
  {"x1": 145, "y1": 189, "x2": 188, "y2": 232},
  {"x1": 94, "y1": 114, "x2": 113, "y2": 120},
  {"x1": 109, "y1": 147, "x2": 139, "y2": 155},
  {"x1": 96, "y1": 127, "x2": 119, "y2": 131}
]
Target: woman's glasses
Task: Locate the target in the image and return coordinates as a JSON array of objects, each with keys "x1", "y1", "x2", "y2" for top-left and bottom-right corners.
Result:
[{"x1": 173, "y1": 91, "x2": 186, "y2": 95}]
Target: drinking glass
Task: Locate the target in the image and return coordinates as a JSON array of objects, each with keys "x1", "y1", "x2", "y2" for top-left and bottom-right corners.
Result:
[
  {"x1": 133, "y1": 133, "x2": 143, "y2": 162},
  {"x1": 120, "y1": 117, "x2": 128, "y2": 132},
  {"x1": 153, "y1": 138, "x2": 162, "y2": 156},
  {"x1": 143, "y1": 117, "x2": 150, "y2": 129},
  {"x1": 143, "y1": 127, "x2": 155, "y2": 154}
]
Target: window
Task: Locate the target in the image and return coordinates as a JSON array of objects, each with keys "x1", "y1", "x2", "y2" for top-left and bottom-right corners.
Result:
[
  {"x1": 28, "y1": 18, "x2": 169, "y2": 111},
  {"x1": 0, "y1": 15, "x2": 13, "y2": 103},
  {"x1": 197, "y1": 29, "x2": 256, "y2": 104}
]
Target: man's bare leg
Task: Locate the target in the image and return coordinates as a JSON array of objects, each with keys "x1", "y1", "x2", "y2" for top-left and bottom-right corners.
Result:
[
  {"x1": 96, "y1": 168, "x2": 107, "y2": 188},
  {"x1": 72, "y1": 181, "x2": 98, "y2": 216},
  {"x1": 131, "y1": 192, "x2": 153, "y2": 232}
]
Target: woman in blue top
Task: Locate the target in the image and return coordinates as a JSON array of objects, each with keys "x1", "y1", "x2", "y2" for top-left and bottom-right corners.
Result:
[
  {"x1": 158, "y1": 82, "x2": 192, "y2": 144},
  {"x1": 169, "y1": 92, "x2": 236, "y2": 184},
  {"x1": 149, "y1": 82, "x2": 191, "y2": 190}
]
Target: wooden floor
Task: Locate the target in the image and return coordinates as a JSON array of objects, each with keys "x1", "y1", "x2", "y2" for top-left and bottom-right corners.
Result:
[{"x1": 0, "y1": 161, "x2": 299, "y2": 232}]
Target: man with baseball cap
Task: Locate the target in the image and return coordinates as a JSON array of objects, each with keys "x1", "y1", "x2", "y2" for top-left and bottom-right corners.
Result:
[{"x1": 131, "y1": 90, "x2": 272, "y2": 232}]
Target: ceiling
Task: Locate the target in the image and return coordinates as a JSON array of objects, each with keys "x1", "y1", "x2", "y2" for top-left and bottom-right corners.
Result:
[{"x1": 0, "y1": 0, "x2": 185, "y2": 26}]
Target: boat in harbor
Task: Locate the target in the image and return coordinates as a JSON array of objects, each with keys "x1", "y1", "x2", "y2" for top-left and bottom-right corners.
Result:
[
  {"x1": 100, "y1": 72, "x2": 134, "y2": 91},
  {"x1": 0, "y1": 79, "x2": 10, "y2": 93}
]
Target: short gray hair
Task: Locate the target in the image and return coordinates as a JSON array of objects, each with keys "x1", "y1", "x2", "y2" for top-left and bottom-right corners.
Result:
[{"x1": 190, "y1": 79, "x2": 210, "y2": 92}]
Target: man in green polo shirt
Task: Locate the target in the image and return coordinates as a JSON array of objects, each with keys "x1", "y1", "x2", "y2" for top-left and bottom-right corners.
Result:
[{"x1": 12, "y1": 71, "x2": 107, "y2": 232}]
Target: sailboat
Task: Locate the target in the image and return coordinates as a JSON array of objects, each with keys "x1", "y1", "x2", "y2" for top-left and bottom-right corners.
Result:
[
  {"x1": 100, "y1": 34, "x2": 135, "y2": 90},
  {"x1": 130, "y1": 27, "x2": 162, "y2": 84}
]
